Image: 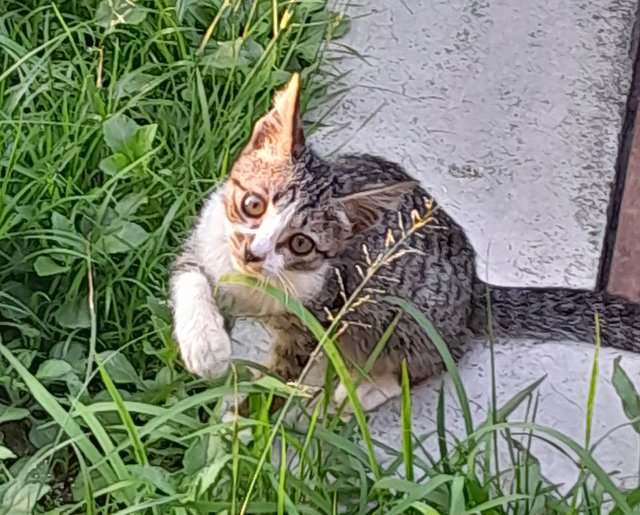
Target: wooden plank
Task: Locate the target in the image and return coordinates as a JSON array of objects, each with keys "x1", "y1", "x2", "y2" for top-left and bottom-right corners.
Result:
[{"x1": 608, "y1": 108, "x2": 640, "y2": 302}]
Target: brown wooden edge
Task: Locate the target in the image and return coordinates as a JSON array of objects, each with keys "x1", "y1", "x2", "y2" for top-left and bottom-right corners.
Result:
[{"x1": 607, "y1": 107, "x2": 640, "y2": 302}]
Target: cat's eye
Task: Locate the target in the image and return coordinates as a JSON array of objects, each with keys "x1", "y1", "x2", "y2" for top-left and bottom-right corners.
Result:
[
  {"x1": 241, "y1": 193, "x2": 267, "y2": 218},
  {"x1": 289, "y1": 233, "x2": 315, "y2": 256}
]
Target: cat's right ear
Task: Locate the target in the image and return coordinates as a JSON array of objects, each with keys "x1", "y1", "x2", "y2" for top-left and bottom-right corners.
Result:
[
  {"x1": 244, "y1": 72, "x2": 305, "y2": 160},
  {"x1": 338, "y1": 181, "x2": 418, "y2": 235}
]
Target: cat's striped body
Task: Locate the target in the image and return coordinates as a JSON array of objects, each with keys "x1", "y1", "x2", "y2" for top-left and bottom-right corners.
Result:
[{"x1": 169, "y1": 73, "x2": 640, "y2": 412}]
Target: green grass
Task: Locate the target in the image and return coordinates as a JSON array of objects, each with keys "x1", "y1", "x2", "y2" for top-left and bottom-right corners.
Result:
[{"x1": 1, "y1": 0, "x2": 640, "y2": 513}]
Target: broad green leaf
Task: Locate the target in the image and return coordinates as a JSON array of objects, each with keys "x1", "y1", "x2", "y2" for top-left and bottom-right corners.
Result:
[
  {"x1": 35, "y1": 359, "x2": 74, "y2": 381},
  {"x1": 328, "y1": 12, "x2": 350, "y2": 39},
  {"x1": 0, "y1": 406, "x2": 30, "y2": 425},
  {"x1": 96, "y1": 0, "x2": 147, "y2": 33},
  {"x1": 183, "y1": 435, "x2": 208, "y2": 476},
  {"x1": 96, "y1": 351, "x2": 141, "y2": 386},
  {"x1": 0, "y1": 446, "x2": 16, "y2": 460},
  {"x1": 115, "y1": 192, "x2": 148, "y2": 218},
  {"x1": 28, "y1": 422, "x2": 58, "y2": 450},
  {"x1": 13, "y1": 205, "x2": 36, "y2": 222},
  {"x1": 0, "y1": 481, "x2": 50, "y2": 514},
  {"x1": 128, "y1": 124, "x2": 157, "y2": 158},
  {"x1": 146, "y1": 295, "x2": 171, "y2": 321},
  {"x1": 196, "y1": 455, "x2": 231, "y2": 496},
  {"x1": 102, "y1": 114, "x2": 139, "y2": 154},
  {"x1": 114, "y1": 71, "x2": 155, "y2": 100},
  {"x1": 49, "y1": 341, "x2": 86, "y2": 367},
  {"x1": 101, "y1": 113, "x2": 156, "y2": 164},
  {"x1": 612, "y1": 357, "x2": 640, "y2": 433},
  {"x1": 129, "y1": 465, "x2": 176, "y2": 495},
  {"x1": 54, "y1": 296, "x2": 90, "y2": 329},
  {"x1": 51, "y1": 211, "x2": 74, "y2": 233},
  {"x1": 202, "y1": 38, "x2": 263, "y2": 69},
  {"x1": 33, "y1": 256, "x2": 69, "y2": 277},
  {"x1": 65, "y1": 374, "x2": 86, "y2": 398},
  {"x1": 102, "y1": 221, "x2": 149, "y2": 254},
  {"x1": 99, "y1": 153, "x2": 129, "y2": 175}
]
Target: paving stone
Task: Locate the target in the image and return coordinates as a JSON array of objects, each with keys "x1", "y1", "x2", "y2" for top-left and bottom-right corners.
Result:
[{"x1": 311, "y1": 0, "x2": 636, "y2": 288}]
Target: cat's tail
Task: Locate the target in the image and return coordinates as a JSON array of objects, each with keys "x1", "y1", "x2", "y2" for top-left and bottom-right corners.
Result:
[{"x1": 468, "y1": 278, "x2": 640, "y2": 352}]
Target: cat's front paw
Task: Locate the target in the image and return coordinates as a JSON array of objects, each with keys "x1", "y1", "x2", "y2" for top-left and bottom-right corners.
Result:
[
  {"x1": 332, "y1": 374, "x2": 401, "y2": 419},
  {"x1": 175, "y1": 315, "x2": 232, "y2": 379}
]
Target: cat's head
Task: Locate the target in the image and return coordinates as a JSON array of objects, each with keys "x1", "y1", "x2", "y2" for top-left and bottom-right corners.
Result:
[{"x1": 223, "y1": 73, "x2": 415, "y2": 283}]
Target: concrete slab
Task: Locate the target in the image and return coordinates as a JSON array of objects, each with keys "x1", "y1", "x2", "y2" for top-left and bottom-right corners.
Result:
[
  {"x1": 231, "y1": 321, "x2": 640, "y2": 493},
  {"x1": 311, "y1": 0, "x2": 636, "y2": 288}
]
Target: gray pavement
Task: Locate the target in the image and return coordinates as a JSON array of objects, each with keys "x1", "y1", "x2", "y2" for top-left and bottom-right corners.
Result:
[{"x1": 313, "y1": 0, "x2": 636, "y2": 289}]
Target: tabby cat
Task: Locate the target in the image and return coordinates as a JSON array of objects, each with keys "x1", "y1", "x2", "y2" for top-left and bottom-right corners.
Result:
[{"x1": 169, "y1": 72, "x2": 640, "y2": 412}]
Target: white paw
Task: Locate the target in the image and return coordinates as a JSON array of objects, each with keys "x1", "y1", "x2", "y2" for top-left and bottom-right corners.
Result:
[
  {"x1": 171, "y1": 270, "x2": 232, "y2": 379},
  {"x1": 221, "y1": 411, "x2": 253, "y2": 445},
  {"x1": 333, "y1": 375, "x2": 401, "y2": 415},
  {"x1": 176, "y1": 313, "x2": 232, "y2": 379}
]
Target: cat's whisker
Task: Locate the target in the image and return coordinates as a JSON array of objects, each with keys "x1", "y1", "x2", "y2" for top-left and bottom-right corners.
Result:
[
  {"x1": 373, "y1": 275, "x2": 400, "y2": 284},
  {"x1": 277, "y1": 272, "x2": 298, "y2": 300}
]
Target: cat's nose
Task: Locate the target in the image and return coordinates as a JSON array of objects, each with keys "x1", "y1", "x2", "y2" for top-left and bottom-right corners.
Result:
[{"x1": 244, "y1": 247, "x2": 263, "y2": 264}]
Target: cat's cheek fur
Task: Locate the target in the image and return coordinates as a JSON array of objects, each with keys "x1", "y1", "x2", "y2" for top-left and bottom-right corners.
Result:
[{"x1": 263, "y1": 251, "x2": 285, "y2": 276}]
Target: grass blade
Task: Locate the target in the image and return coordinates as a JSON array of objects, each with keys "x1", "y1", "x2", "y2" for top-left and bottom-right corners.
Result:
[
  {"x1": 384, "y1": 296, "x2": 474, "y2": 441},
  {"x1": 95, "y1": 355, "x2": 148, "y2": 467},
  {"x1": 220, "y1": 272, "x2": 381, "y2": 478},
  {"x1": 0, "y1": 340, "x2": 124, "y2": 499},
  {"x1": 401, "y1": 359, "x2": 414, "y2": 482},
  {"x1": 436, "y1": 382, "x2": 450, "y2": 474}
]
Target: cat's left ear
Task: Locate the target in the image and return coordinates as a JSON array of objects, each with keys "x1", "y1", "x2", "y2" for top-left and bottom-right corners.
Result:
[
  {"x1": 337, "y1": 181, "x2": 419, "y2": 235},
  {"x1": 246, "y1": 72, "x2": 305, "y2": 160}
]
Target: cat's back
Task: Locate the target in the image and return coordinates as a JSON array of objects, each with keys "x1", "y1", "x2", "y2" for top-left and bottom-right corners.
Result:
[
  {"x1": 328, "y1": 153, "x2": 418, "y2": 196},
  {"x1": 326, "y1": 153, "x2": 476, "y2": 307},
  {"x1": 317, "y1": 153, "x2": 478, "y2": 379},
  {"x1": 328, "y1": 153, "x2": 471, "y2": 250}
]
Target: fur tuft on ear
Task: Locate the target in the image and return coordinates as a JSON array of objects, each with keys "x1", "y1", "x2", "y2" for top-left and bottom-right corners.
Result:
[
  {"x1": 338, "y1": 181, "x2": 418, "y2": 234},
  {"x1": 245, "y1": 72, "x2": 305, "y2": 160}
]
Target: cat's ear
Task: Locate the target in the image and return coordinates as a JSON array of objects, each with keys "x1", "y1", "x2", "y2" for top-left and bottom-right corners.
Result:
[
  {"x1": 338, "y1": 181, "x2": 418, "y2": 234},
  {"x1": 246, "y1": 72, "x2": 305, "y2": 160}
]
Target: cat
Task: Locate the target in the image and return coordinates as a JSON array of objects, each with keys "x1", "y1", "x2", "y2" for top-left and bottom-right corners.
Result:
[{"x1": 169, "y1": 72, "x2": 640, "y2": 413}]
